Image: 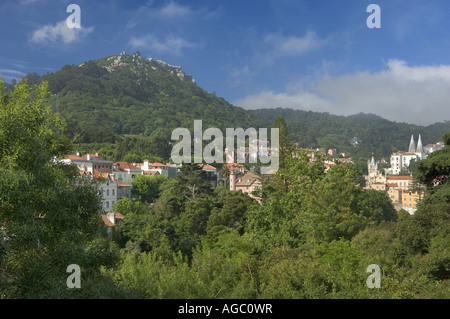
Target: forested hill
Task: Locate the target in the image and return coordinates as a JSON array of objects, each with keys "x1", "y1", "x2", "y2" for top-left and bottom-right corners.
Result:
[
  {"x1": 39, "y1": 51, "x2": 257, "y2": 143},
  {"x1": 248, "y1": 108, "x2": 450, "y2": 159},
  {"x1": 10, "y1": 51, "x2": 450, "y2": 160}
]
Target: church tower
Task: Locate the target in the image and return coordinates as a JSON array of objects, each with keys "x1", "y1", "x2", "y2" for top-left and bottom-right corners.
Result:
[
  {"x1": 366, "y1": 154, "x2": 384, "y2": 186},
  {"x1": 368, "y1": 155, "x2": 378, "y2": 176},
  {"x1": 408, "y1": 135, "x2": 416, "y2": 153}
]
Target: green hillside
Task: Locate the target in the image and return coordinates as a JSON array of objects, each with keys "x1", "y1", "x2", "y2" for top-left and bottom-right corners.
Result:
[
  {"x1": 12, "y1": 52, "x2": 450, "y2": 162},
  {"x1": 41, "y1": 51, "x2": 256, "y2": 144},
  {"x1": 248, "y1": 108, "x2": 450, "y2": 160}
]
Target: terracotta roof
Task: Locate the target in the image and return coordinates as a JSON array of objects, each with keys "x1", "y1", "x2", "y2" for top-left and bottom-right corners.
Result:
[
  {"x1": 115, "y1": 213, "x2": 124, "y2": 219},
  {"x1": 114, "y1": 162, "x2": 141, "y2": 170},
  {"x1": 93, "y1": 170, "x2": 112, "y2": 182},
  {"x1": 101, "y1": 215, "x2": 115, "y2": 227},
  {"x1": 66, "y1": 154, "x2": 83, "y2": 160},
  {"x1": 199, "y1": 164, "x2": 217, "y2": 170},
  {"x1": 387, "y1": 176, "x2": 412, "y2": 180},
  {"x1": 101, "y1": 213, "x2": 124, "y2": 227},
  {"x1": 117, "y1": 181, "x2": 131, "y2": 187},
  {"x1": 386, "y1": 183, "x2": 399, "y2": 187},
  {"x1": 149, "y1": 162, "x2": 167, "y2": 167},
  {"x1": 236, "y1": 171, "x2": 261, "y2": 186},
  {"x1": 143, "y1": 171, "x2": 161, "y2": 176}
]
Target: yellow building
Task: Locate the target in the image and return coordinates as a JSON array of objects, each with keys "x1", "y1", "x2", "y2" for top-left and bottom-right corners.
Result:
[
  {"x1": 369, "y1": 182, "x2": 386, "y2": 191},
  {"x1": 386, "y1": 175, "x2": 413, "y2": 190},
  {"x1": 387, "y1": 187, "x2": 402, "y2": 204},
  {"x1": 401, "y1": 190, "x2": 425, "y2": 209}
]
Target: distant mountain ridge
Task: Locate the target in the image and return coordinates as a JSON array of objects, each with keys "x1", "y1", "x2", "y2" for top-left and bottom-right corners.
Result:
[
  {"x1": 248, "y1": 108, "x2": 450, "y2": 159},
  {"x1": 6, "y1": 52, "x2": 450, "y2": 160}
]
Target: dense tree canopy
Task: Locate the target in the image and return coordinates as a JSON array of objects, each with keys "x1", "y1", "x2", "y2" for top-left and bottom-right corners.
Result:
[
  {"x1": 1, "y1": 71, "x2": 449, "y2": 299},
  {"x1": 0, "y1": 80, "x2": 120, "y2": 298}
]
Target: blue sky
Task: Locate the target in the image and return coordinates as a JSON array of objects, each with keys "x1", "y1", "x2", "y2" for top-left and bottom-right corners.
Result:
[{"x1": 1, "y1": 0, "x2": 450, "y2": 125}]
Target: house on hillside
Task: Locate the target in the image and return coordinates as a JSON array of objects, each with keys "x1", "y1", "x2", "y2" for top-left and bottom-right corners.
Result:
[
  {"x1": 199, "y1": 164, "x2": 219, "y2": 188},
  {"x1": 101, "y1": 212, "x2": 124, "y2": 242},
  {"x1": 229, "y1": 167, "x2": 262, "y2": 203},
  {"x1": 113, "y1": 162, "x2": 142, "y2": 185}
]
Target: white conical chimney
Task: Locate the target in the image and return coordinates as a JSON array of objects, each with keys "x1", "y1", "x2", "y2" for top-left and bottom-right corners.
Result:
[
  {"x1": 416, "y1": 134, "x2": 424, "y2": 153},
  {"x1": 408, "y1": 135, "x2": 416, "y2": 153}
]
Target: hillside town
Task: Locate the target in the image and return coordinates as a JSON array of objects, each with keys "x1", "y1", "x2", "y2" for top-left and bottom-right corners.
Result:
[
  {"x1": 62, "y1": 133, "x2": 444, "y2": 231},
  {"x1": 364, "y1": 134, "x2": 444, "y2": 214}
]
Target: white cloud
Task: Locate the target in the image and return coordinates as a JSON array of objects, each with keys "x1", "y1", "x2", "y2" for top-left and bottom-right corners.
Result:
[
  {"x1": 258, "y1": 30, "x2": 328, "y2": 64},
  {"x1": 159, "y1": 1, "x2": 194, "y2": 18},
  {"x1": 0, "y1": 69, "x2": 26, "y2": 76},
  {"x1": 235, "y1": 60, "x2": 450, "y2": 125},
  {"x1": 266, "y1": 30, "x2": 326, "y2": 56},
  {"x1": 126, "y1": 1, "x2": 216, "y2": 28},
  {"x1": 30, "y1": 20, "x2": 93, "y2": 45},
  {"x1": 18, "y1": 0, "x2": 43, "y2": 4},
  {"x1": 0, "y1": 69, "x2": 26, "y2": 81},
  {"x1": 129, "y1": 33, "x2": 196, "y2": 56}
]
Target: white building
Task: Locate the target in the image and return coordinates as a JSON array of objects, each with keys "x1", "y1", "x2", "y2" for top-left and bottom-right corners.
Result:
[
  {"x1": 388, "y1": 152, "x2": 419, "y2": 175},
  {"x1": 64, "y1": 153, "x2": 119, "y2": 212},
  {"x1": 96, "y1": 175, "x2": 118, "y2": 212},
  {"x1": 385, "y1": 134, "x2": 425, "y2": 175},
  {"x1": 113, "y1": 162, "x2": 142, "y2": 185},
  {"x1": 423, "y1": 142, "x2": 444, "y2": 154}
]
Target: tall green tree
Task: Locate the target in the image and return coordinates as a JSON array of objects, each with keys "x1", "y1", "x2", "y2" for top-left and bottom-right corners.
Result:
[
  {"x1": 0, "y1": 80, "x2": 119, "y2": 298},
  {"x1": 132, "y1": 174, "x2": 167, "y2": 203}
]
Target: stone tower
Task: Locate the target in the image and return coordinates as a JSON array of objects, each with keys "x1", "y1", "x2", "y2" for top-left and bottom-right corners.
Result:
[{"x1": 229, "y1": 167, "x2": 236, "y2": 191}]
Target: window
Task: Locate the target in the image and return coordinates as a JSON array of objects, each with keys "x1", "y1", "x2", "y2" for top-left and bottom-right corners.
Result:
[
  {"x1": 107, "y1": 189, "x2": 109, "y2": 196},
  {"x1": 106, "y1": 201, "x2": 109, "y2": 208},
  {"x1": 112, "y1": 189, "x2": 115, "y2": 196}
]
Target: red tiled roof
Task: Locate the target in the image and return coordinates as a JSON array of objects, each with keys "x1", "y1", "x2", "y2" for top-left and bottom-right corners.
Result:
[
  {"x1": 66, "y1": 154, "x2": 83, "y2": 160},
  {"x1": 143, "y1": 171, "x2": 161, "y2": 176},
  {"x1": 149, "y1": 162, "x2": 167, "y2": 167},
  {"x1": 387, "y1": 176, "x2": 412, "y2": 180},
  {"x1": 236, "y1": 171, "x2": 261, "y2": 186},
  {"x1": 117, "y1": 181, "x2": 131, "y2": 187},
  {"x1": 94, "y1": 169, "x2": 111, "y2": 182},
  {"x1": 101, "y1": 213, "x2": 124, "y2": 227},
  {"x1": 114, "y1": 162, "x2": 141, "y2": 170},
  {"x1": 101, "y1": 215, "x2": 115, "y2": 227},
  {"x1": 199, "y1": 164, "x2": 217, "y2": 170}
]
